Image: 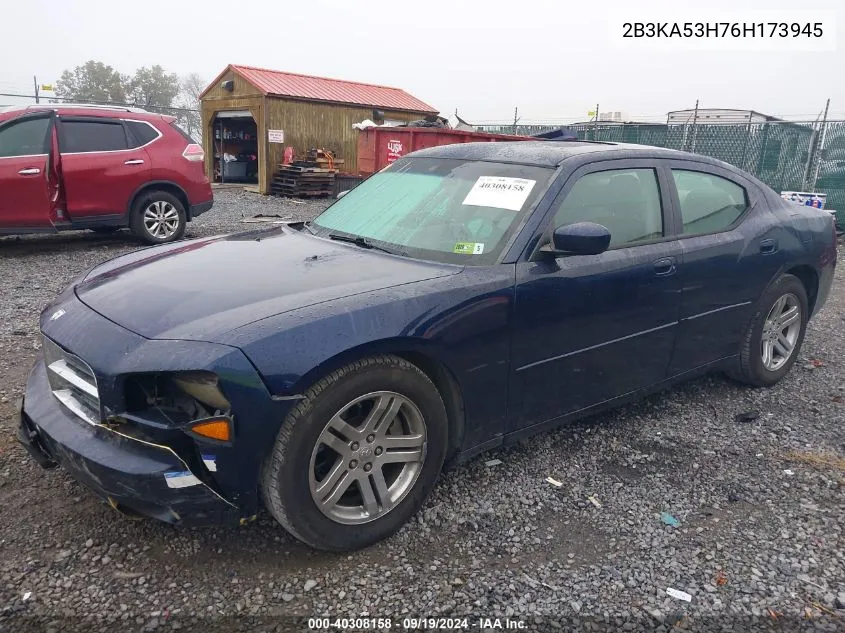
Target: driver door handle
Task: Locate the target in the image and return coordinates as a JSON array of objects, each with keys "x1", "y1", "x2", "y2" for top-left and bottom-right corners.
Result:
[
  {"x1": 653, "y1": 256, "x2": 677, "y2": 277},
  {"x1": 124, "y1": 159, "x2": 144, "y2": 165},
  {"x1": 18, "y1": 168, "x2": 41, "y2": 175}
]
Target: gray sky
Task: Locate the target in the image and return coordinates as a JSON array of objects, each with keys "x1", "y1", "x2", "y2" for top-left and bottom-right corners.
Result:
[{"x1": 1, "y1": 0, "x2": 842, "y2": 122}]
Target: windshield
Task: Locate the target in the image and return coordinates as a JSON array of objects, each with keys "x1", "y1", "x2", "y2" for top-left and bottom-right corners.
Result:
[{"x1": 310, "y1": 158, "x2": 553, "y2": 265}]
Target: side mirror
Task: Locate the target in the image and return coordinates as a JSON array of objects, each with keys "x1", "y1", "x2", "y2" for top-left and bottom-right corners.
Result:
[
  {"x1": 544, "y1": 222, "x2": 611, "y2": 256},
  {"x1": 336, "y1": 190, "x2": 350, "y2": 200}
]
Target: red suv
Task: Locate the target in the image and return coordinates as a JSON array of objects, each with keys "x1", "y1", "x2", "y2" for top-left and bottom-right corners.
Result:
[{"x1": 0, "y1": 104, "x2": 213, "y2": 244}]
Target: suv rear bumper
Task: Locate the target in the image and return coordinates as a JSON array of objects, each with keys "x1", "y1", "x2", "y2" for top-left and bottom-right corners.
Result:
[
  {"x1": 189, "y1": 199, "x2": 214, "y2": 219},
  {"x1": 19, "y1": 359, "x2": 241, "y2": 527}
]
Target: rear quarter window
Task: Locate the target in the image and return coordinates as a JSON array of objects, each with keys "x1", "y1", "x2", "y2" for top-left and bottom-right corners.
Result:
[{"x1": 125, "y1": 120, "x2": 159, "y2": 147}]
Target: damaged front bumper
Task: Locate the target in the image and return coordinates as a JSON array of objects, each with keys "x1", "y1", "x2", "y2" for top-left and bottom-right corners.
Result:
[{"x1": 20, "y1": 360, "x2": 241, "y2": 526}]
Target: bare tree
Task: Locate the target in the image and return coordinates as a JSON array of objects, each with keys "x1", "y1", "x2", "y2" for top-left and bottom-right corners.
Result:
[{"x1": 176, "y1": 73, "x2": 206, "y2": 142}]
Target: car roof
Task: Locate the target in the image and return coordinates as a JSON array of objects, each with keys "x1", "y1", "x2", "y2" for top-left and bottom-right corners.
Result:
[
  {"x1": 409, "y1": 140, "x2": 734, "y2": 169},
  {"x1": 0, "y1": 104, "x2": 169, "y2": 123}
]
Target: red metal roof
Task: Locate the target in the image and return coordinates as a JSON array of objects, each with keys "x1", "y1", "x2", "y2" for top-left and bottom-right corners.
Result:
[{"x1": 225, "y1": 64, "x2": 437, "y2": 114}]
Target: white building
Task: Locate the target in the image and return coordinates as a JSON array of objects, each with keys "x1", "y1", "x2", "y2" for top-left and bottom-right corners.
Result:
[{"x1": 667, "y1": 108, "x2": 781, "y2": 125}]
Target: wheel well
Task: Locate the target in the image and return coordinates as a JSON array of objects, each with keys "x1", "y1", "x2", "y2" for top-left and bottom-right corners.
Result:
[
  {"x1": 786, "y1": 265, "x2": 819, "y2": 314},
  {"x1": 396, "y1": 352, "x2": 466, "y2": 463},
  {"x1": 129, "y1": 183, "x2": 191, "y2": 220}
]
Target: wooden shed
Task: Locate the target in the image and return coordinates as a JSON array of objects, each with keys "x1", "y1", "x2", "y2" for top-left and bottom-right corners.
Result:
[{"x1": 199, "y1": 64, "x2": 437, "y2": 195}]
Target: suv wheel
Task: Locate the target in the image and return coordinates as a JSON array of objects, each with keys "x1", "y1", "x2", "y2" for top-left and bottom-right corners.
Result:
[
  {"x1": 261, "y1": 355, "x2": 448, "y2": 551},
  {"x1": 130, "y1": 191, "x2": 186, "y2": 244}
]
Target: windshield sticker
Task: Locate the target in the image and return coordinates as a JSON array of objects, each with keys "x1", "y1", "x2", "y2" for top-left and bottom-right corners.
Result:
[
  {"x1": 454, "y1": 242, "x2": 485, "y2": 255},
  {"x1": 462, "y1": 177, "x2": 536, "y2": 211}
]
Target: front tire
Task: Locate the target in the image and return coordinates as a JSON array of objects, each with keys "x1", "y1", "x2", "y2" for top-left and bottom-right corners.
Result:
[
  {"x1": 730, "y1": 273, "x2": 808, "y2": 387},
  {"x1": 261, "y1": 355, "x2": 448, "y2": 551},
  {"x1": 129, "y1": 191, "x2": 186, "y2": 245}
]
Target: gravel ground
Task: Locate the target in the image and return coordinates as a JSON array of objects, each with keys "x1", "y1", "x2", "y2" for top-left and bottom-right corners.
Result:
[{"x1": 0, "y1": 190, "x2": 843, "y2": 633}]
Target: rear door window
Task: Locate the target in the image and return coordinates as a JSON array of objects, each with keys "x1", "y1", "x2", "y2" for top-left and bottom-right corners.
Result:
[
  {"x1": 553, "y1": 168, "x2": 664, "y2": 247},
  {"x1": 0, "y1": 116, "x2": 51, "y2": 157},
  {"x1": 672, "y1": 169, "x2": 748, "y2": 234},
  {"x1": 59, "y1": 119, "x2": 128, "y2": 153}
]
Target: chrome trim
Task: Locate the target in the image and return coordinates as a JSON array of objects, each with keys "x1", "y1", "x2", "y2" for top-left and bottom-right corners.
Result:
[
  {"x1": 57, "y1": 118, "x2": 162, "y2": 155},
  {"x1": 43, "y1": 336, "x2": 101, "y2": 426},
  {"x1": 683, "y1": 301, "x2": 752, "y2": 321},
  {"x1": 516, "y1": 321, "x2": 679, "y2": 372},
  {"x1": 21, "y1": 103, "x2": 148, "y2": 113},
  {"x1": 0, "y1": 153, "x2": 47, "y2": 161},
  {"x1": 47, "y1": 359, "x2": 98, "y2": 399},
  {"x1": 51, "y1": 389, "x2": 100, "y2": 426}
]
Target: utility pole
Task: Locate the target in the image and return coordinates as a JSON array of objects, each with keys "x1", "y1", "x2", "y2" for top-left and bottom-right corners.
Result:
[
  {"x1": 740, "y1": 109, "x2": 754, "y2": 170},
  {"x1": 810, "y1": 97, "x2": 830, "y2": 192},
  {"x1": 801, "y1": 106, "x2": 825, "y2": 191},
  {"x1": 593, "y1": 103, "x2": 600, "y2": 139},
  {"x1": 33, "y1": 76, "x2": 40, "y2": 104},
  {"x1": 512, "y1": 107, "x2": 520, "y2": 135},
  {"x1": 690, "y1": 99, "x2": 699, "y2": 152}
]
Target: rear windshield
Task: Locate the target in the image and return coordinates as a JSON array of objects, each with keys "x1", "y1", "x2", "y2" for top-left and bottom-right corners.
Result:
[{"x1": 311, "y1": 158, "x2": 553, "y2": 265}]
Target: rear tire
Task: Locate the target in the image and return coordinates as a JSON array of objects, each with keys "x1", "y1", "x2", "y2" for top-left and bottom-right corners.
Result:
[
  {"x1": 129, "y1": 191, "x2": 186, "y2": 245},
  {"x1": 261, "y1": 355, "x2": 448, "y2": 551},
  {"x1": 729, "y1": 273, "x2": 808, "y2": 387}
]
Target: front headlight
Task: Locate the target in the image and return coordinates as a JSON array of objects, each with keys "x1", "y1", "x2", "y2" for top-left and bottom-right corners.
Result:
[
  {"x1": 123, "y1": 371, "x2": 231, "y2": 422},
  {"x1": 172, "y1": 372, "x2": 231, "y2": 411}
]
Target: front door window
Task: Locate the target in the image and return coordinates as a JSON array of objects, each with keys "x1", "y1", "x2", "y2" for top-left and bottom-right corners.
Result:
[{"x1": 554, "y1": 168, "x2": 664, "y2": 247}]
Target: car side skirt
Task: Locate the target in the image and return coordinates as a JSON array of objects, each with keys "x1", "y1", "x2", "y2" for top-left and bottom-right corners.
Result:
[
  {"x1": 453, "y1": 355, "x2": 737, "y2": 464},
  {"x1": 0, "y1": 214, "x2": 128, "y2": 235}
]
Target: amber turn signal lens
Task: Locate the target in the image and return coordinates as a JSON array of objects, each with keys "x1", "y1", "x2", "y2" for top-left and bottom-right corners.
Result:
[{"x1": 190, "y1": 418, "x2": 231, "y2": 442}]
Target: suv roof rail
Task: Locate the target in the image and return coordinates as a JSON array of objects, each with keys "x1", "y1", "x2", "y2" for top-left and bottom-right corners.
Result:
[{"x1": 24, "y1": 103, "x2": 149, "y2": 114}]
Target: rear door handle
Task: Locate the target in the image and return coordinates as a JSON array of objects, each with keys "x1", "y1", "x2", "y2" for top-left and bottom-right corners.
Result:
[
  {"x1": 759, "y1": 238, "x2": 778, "y2": 254},
  {"x1": 18, "y1": 168, "x2": 41, "y2": 175},
  {"x1": 653, "y1": 256, "x2": 676, "y2": 277},
  {"x1": 124, "y1": 159, "x2": 144, "y2": 165}
]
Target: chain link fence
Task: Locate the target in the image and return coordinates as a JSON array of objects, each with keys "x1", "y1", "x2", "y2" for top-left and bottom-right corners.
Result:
[{"x1": 480, "y1": 119, "x2": 845, "y2": 214}]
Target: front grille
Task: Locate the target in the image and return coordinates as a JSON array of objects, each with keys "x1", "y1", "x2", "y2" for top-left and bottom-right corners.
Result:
[{"x1": 43, "y1": 336, "x2": 101, "y2": 425}]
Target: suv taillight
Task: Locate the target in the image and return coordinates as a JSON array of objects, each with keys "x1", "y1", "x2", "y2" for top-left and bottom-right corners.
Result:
[{"x1": 182, "y1": 144, "x2": 204, "y2": 162}]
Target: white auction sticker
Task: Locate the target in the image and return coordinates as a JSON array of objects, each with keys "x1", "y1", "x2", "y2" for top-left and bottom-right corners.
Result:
[
  {"x1": 164, "y1": 471, "x2": 202, "y2": 489},
  {"x1": 462, "y1": 177, "x2": 536, "y2": 211}
]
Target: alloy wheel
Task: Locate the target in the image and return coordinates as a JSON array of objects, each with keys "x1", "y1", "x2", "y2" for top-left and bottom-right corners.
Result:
[
  {"x1": 761, "y1": 292, "x2": 801, "y2": 371},
  {"x1": 143, "y1": 201, "x2": 180, "y2": 239},
  {"x1": 309, "y1": 391, "x2": 427, "y2": 525}
]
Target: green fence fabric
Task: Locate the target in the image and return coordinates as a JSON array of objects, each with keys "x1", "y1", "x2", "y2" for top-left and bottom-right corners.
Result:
[{"x1": 479, "y1": 120, "x2": 845, "y2": 213}]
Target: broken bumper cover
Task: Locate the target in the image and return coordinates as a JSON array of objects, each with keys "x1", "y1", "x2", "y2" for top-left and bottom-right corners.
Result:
[{"x1": 20, "y1": 360, "x2": 241, "y2": 526}]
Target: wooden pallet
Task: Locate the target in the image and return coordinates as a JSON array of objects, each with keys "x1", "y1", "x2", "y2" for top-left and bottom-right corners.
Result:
[
  {"x1": 272, "y1": 148, "x2": 339, "y2": 198},
  {"x1": 270, "y1": 188, "x2": 331, "y2": 198},
  {"x1": 278, "y1": 165, "x2": 337, "y2": 174}
]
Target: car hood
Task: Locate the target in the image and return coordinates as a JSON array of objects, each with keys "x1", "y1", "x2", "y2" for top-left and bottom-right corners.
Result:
[{"x1": 75, "y1": 227, "x2": 459, "y2": 341}]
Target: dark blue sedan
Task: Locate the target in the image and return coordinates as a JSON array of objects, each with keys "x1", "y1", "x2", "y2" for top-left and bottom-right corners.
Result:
[{"x1": 19, "y1": 141, "x2": 837, "y2": 550}]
